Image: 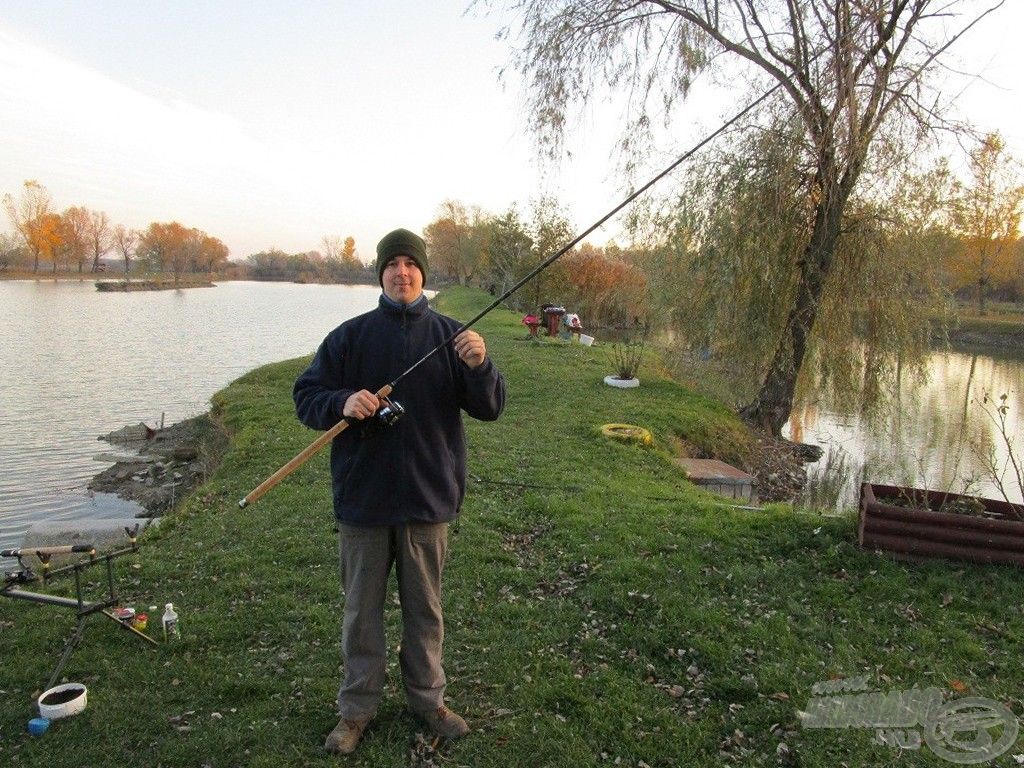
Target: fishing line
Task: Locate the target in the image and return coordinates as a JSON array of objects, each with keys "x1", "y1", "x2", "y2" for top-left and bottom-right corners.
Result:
[
  {"x1": 386, "y1": 83, "x2": 783, "y2": 393},
  {"x1": 239, "y1": 84, "x2": 781, "y2": 508}
]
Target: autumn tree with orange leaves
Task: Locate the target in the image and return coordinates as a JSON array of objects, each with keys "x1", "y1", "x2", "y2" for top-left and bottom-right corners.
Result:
[
  {"x1": 60, "y1": 206, "x2": 92, "y2": 273},
  {"x1": 4, "y1": 180, "x2": 230, "y2": 278},
  {"x1": 3, "y1": 180, "x2": 54, "y2": 273},
  {"x1": 319, "y1": 235, "x2": 367, "y2": 282},
  {"x1": 137, "y1": 222, "x2": 190, "y2": 284},
  {"x1": 134, "y1": 222, "x2": 230, "y2": 284},
  {"x1": 322, "y1": 235, "x2": 360, "y2": 268},
  {"x1": 951, "y1": 132, "x2": 1024, "y2": 314},
  {"x1": 188, "y1": 229, "x2": 229, "y2": 274},
  {"x1": 564, "y1": 242, "x2": 646, "y2": 327},
  {"x1": 37, "y1": 212, "x2": 64, "y2": 273}
]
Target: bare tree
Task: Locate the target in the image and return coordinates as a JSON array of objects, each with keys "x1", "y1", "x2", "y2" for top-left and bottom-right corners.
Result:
[
  {"x1": 321, "y1": 235, "x2": 345, "y2": 262},
  {"x1": 112, "y1": 224, "x2": 137, "y2": 274},
  {"x1": 87, "y1": 210, "x2": 112, "y2": 272},
  {"x1": 496, "y1": 0, "x2": 1003, "y2": 435}
]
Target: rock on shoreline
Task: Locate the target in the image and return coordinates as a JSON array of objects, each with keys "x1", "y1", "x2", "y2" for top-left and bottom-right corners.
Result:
[
  {"x1": 89, "y1": 413, "x2": 228, "y2": 516},
  {"x1": 748, "y1": 434, "x2": 815, "y2": 503}
]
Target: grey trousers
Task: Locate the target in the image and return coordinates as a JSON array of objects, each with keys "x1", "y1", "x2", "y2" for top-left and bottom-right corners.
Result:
[{"x1": 336, "y1": 522, "x2": 449, "y2": 719}]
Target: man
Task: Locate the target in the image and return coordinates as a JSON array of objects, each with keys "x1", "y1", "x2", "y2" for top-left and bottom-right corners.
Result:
[{"x1": 293, "y1": 228, "x2": 506, "y2": 755}]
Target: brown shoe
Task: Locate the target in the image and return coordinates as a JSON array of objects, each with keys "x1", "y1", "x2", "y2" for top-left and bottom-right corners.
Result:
[
  {"x1": 324, "y1": 717, "x2": 371, "y2": 755},
  {"x1": 416, "y1": 705, "x2": 470, "y2": 739}
]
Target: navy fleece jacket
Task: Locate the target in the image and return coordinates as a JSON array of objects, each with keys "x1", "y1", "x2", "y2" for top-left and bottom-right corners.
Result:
[{"x1": 293, "y1": 294, "x2": 506, "y2": 525}]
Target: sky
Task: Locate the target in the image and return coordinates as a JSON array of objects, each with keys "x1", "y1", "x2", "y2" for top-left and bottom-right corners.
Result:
[{"x1": 1, "y1": 1, "x2": 1022, "y2": 263}]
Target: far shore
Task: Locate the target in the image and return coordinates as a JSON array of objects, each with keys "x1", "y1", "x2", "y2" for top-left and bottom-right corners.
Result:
[
  {"x1": 0, "y1": 270, "x2": 378, "y2": 288},
  {"x1": 3, "y1": 270, "x2": 1022, "y2": 349},
  {"x1": 96, "y1": 278, "x2": 215, "y2": 291},
  {"x1": 1, "y1": 270, "x2": 222, "y2": 283},
  {"x1": 943, "y1": 326, "x2": 1024, "y2": 353}
]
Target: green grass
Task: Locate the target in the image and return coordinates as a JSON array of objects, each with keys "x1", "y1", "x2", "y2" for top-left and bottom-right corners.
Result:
[
  {"x1": 955, "y1": 314, "x2": 1024, "y2": 334},
  {"x1": 3, "y1": 287, "x2": 1023, "y2": 767},
  {"x1": 957, "y1": 299, "x2": 1024, "y2": 321},
  {"x1": 946, "y1": 301, "x2": 1024, "y2": 348}
]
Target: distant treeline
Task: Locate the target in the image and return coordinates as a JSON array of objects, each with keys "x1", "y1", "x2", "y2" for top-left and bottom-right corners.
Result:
[
  {"x1": 246, "y1": 241, "x2": 375, "y2": 285},
  {"x1": 2, "y1": 180, "x2": 228, "y2": 285}
]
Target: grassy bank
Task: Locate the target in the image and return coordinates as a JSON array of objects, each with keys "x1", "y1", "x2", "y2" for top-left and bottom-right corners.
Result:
[
  {"x1": 942, "y1": 302, "x2": 1024, "y2": 352},
  {"x1": 2, "y1": 288, "x2": 1023, "y2": 767}
]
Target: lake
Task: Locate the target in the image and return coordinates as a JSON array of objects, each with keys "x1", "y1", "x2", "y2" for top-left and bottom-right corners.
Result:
[
  {"x1": 786, "y1": 346, "x2": 1024, "y2": 509},
  {"x1": 2, "y1": 281, "x2": 1021, "y2": 552},
  {"x1": 0, "y1": 280, "x2": 380, "y2": 551}
]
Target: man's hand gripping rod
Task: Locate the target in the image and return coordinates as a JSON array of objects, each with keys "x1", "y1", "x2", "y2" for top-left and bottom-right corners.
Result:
[
  {"x1": 238, "y1": 85, "x2": 780, "y2": 509},
  {"x1": 238, "y1": 384, "x2": 393, "y2": 508}
]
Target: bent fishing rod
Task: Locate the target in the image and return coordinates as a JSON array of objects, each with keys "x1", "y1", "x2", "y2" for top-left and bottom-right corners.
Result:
[{"x1": 238, "y1": 85, "x2": 780, "y2": 509}]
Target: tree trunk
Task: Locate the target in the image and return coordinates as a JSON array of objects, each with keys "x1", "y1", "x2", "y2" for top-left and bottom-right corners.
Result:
[
  {"x1": 739, "y1": 271, "x2": 820, "y2": 435},
  {"x1": 740, "y1": 185, "x2": 847, "y2": 437}
]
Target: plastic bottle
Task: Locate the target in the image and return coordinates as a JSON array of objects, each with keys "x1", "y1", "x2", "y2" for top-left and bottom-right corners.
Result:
[{"x1": 162, "y1": 603, "x2": 180, "y2": 641}]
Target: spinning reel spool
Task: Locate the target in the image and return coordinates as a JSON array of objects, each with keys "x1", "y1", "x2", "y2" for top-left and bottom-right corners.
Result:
[{"x1": 362, "y1": 396, "x2": 405, "y2": 437}]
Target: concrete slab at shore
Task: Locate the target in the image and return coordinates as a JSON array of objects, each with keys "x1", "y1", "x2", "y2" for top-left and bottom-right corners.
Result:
[{"x1": 676, "y1": 458, "x2": 757, "y2": 503}]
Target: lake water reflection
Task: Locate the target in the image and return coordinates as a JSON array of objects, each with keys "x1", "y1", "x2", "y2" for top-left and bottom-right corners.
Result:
[
  {"x1": 0, "y1": 280, "x2": 380, "y2": 551},
  {"x1": 786, "y1": 347, "x2": 1024, "y2": 509}
]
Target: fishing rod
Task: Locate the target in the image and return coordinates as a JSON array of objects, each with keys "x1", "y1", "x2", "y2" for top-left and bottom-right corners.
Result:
[
  {"x1": 1, "y1": 544, "x2": 96, "y2": 559},
  {"x1": 238, "y1": 84, "x2": 781, "y2": 509}
]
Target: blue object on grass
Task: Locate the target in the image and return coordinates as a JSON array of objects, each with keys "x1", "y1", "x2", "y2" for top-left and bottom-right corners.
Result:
[{"x1": 28, "y1": 717, "x2": 51, "y2": 736}]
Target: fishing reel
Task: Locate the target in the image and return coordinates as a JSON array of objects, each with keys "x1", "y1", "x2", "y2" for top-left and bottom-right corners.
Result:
[{"x1": 361, "y1": 396, "x2": 405, "y2": 438}]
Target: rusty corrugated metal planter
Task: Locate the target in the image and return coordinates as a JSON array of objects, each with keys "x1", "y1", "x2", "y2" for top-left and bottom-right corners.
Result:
[{"x1": 858, "y1": 483, "x2": 1024, "y2": 567}]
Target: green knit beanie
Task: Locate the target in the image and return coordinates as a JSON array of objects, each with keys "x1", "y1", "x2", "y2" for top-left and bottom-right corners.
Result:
[{"x1": 376, "y1": 228, "x2": 428, "y2": 286}]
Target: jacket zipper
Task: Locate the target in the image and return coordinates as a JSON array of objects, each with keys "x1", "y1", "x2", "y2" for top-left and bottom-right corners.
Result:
[{"x1": 399, "y1": 304, "x2": 409, "y2": 513}]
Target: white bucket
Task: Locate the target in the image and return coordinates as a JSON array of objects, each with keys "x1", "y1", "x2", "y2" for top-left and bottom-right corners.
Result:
[
  {"x1": 38, "y1": 683, "x2": 88, "y2": 720},
  {"x1": 579, "y1": 334, "x2": 595, "y2": 347}
]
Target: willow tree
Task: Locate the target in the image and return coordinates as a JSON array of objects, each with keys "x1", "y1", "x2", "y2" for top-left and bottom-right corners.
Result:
[
  {"x1": 646, "y1": 114, "x2": 955, "y2": 419},
  {"x1": 496, "y1": 0, "x2": 1002, "y2": 435}
]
